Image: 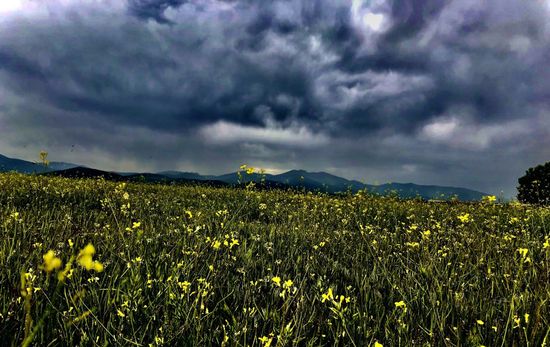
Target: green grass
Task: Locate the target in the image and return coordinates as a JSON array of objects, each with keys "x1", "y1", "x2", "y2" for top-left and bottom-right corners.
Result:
[{"x1": 0, "y1": 172, "x2": 549, "y2": 346}]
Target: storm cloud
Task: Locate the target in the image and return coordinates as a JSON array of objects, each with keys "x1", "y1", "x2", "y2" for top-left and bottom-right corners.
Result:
[{"x1": 1, "y1": 0, "x2": 549, "y2": 196}]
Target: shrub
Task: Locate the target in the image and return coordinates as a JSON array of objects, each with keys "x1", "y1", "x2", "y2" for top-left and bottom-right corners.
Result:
[{"x1": 517, "y1": 161, "x2": 550, "y2": 205}]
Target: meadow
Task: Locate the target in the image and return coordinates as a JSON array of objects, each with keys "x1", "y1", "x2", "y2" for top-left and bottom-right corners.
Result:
[{"x1": 0, "y1": 172, "x2": 549, "y2": 346}]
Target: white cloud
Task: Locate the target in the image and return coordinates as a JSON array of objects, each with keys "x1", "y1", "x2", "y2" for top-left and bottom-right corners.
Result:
[
  {"x1": 199, "y1": 120, "x2": 328, "y2": 148},
  {"x1": 0, "y1": 0, "x2": 22, "y2": 13},
  {"x1": 363, "y1": 12, "x2": 385, "y2": 32},
  {"x1": 420, "y1": 116, "x2": 532, "y2": 150},
  {"x1": 351, "y1": 0, "x2": 388, "y2": 32},
  {"x1": 422, "y1": 118, "x2": 459, "y2": 140}
]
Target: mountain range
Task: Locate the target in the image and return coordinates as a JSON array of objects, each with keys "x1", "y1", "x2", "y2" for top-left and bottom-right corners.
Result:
[{"x1": 0, "y1": 153, "x2": 488, "y2": 201}]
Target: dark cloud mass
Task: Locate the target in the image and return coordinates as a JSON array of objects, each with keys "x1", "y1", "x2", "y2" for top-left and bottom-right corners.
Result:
[
  {"x1": 0, "y1": 0, "x2": 549, "y2": 197},
  {"x1": 128, "y1": 0, "x2": 187, "y2": 23}
]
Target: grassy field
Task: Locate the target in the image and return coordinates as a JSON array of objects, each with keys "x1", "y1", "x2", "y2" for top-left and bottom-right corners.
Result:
[{"x1": 0, "y1": 172, "x2": 549, "y2": 346}]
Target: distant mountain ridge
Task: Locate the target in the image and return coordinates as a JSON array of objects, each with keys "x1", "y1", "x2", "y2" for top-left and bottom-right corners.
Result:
[
  {"x1": 0, "y1": 153, "x2": 79, "y2": 174},
  {"x1": 0, "y1": 153, "x2": 488, "y2": 201}
]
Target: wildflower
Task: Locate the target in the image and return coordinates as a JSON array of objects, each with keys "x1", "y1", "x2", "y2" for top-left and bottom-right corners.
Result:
[
  {"x1": 122, "y1": 192, "x2": 130, "y2": 200},
  {"x1": 283, "y1": 279, "x2": 294, "y2": 289},
  {"x1": 524, "y1": 313, "x2": 529, "y2": 324},
  {"x1": 477, "y1": 320, "x2": 484, "y2": 325},
  {"x1": 422, "y1": 230, "x2": 431, "y2": 239},
  {"x1": 132, "y1": 221, "x2": 141, "y2": 229},
  {"x1": 321, "y1": 288, "x2": 334, "y2": 303},
  {"x1": 483, "y1": 195, "x2": 497, "y2": 203},
  {"x1": 457, "y1": 213, "x2": 471, "y2": 223},
  {"x1": 42, "y1": 250, "x2": 62, "y2": 273},
  {"x1": 77, "y1": 244, "x2": 104, "y2": 272},
  {"x1": 178, "y1": 281, "x2": 191, "y2": 292},
  {"x1": 258, "y1": 336, "x2": 273, "y2": 347},
  {"x1": 394, "y1": 301, "x2": 407, "y2": 312},
  {"x1": 271, "y1": 276, "x2": 281, "y2": 287},
  {"x1": 68, "y1": 239, "x2": 74, "y2": 248},
  {"x1": 117, "y1": 309, "x2": 125, "y2": 318},
  {"x1": 405, "y1": 242, "x2": 420, "y2": 248},
  {"x1": 517, "y1": 248, "x2": 528, "y2": 258},
  {"x1": 374, "y1": 342, "x2": 383, "y2": 347},
  {"x1": 229, "y1": 238, "x2": 239, "y2": 249},
  {"x1": 246, "y1": 167, "x2": 255, "y2": 175},
  {"x1": 57, "y1": 262, "x2": 74, "y2": 281},
  {"x1": 513, "y1": 315, "x2": 521, "y2": 327},
  {"x1": 543, "y1": 239, "x2": 549, "y2": 249},
  {"x1": 185, "y1": 210, "x2": 193, "y2": 219},
  {"x1": 509, "y1": 217, "x2": 519, "y2": 224},
  {"x1": 212, "y1": 240, "x2": 222, "y2": 250}
]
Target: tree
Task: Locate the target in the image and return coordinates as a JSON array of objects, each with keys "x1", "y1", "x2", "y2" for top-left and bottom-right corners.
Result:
[{"x1": 517, "y1": 161, "x2": 550, "y2": 205}]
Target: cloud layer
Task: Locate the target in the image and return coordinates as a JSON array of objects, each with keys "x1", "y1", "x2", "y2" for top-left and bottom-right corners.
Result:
[{"x1": 1, "y1": 0, "x2": 549, "y2": 196}]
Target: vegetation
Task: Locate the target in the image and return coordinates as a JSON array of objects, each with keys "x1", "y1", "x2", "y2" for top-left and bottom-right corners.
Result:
[
  {"x1": 0, "y1": 172, "x2": 549, "y2": 346},
  {"x1": 518, "y1": 161, "x2": 550, "y2": 205}
]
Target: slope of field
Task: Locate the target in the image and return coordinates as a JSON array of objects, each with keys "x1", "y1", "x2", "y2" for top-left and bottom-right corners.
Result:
[{"x1": 0, "y1": 173, "x2": 548, "y2": 346}]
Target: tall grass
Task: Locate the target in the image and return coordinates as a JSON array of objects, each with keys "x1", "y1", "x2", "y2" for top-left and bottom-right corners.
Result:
[{"x1": 0, "y1": 172, "x2": 549, "y2": 346}]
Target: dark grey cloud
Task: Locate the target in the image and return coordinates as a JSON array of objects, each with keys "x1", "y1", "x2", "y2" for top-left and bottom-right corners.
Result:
[{"x1": 0, "y1": 0, "x2": 549, "y2": 197}]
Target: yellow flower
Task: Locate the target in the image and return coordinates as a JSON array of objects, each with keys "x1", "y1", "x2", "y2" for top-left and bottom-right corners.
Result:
[
  {"x1": 246, "y1": 167, "x2": 255, "y2": 175},
  {"x1": 272, "y1": 276, "x2": 281, "y2": 287},
  {"x1": 77, "y1": 244, "x2": 103, "y2": 272},
  {"x1": 543, "y1": 239, "x2": 549, "y2": 249},
  {"x1": 524, "y1": 313, "x2": 529, "y2": 324},
  {"x1": 258, "y1": 336, "x2": 273, "y2": 347},
  {"x1": 321, "y1": 288, "x2": 334, "y2": 303},
  {"x1": 42, "y1": 250, "x2": 62, "y2": 273},
  {"x1": 283, "y1": 279, "x2": 294, "y2": 289},
  {"x1": 476, "y1": 320, "x2": 484, "y2": 325},
  {"x1": 117, "y1": 309, "x2": 125, "y2": 318},
  {"x1": 178, "y1": 281, "x2": 191, "y2": 292},
  {"x1": 132, "y1": 221, "x2": 141, "y2": 229},
  {"x1": 394, "y1": 301, "x2": 407, "y2": 312},
  {"x1": 57, "y1": 262, "x2": 74, "y2": 281},
  {"x1": 457, "y1": 213, "x2": 471, "y2": 223},
  {"x1": 405, "y1": 242, "x2": 420, "y2": 248},
  {"x1": 212, "y1": 240, "x2": 222, "y2": 250},
  {"x1": 374, "y1": 342, "x2": 383, "y2": 347},
  {"x1": 517, "y1": 248, "x2": 528, "y2": 258},
  {"x1": 483, "y1": 195, "x2": 497, "y2": 203},
  {"x1": 514, "y1": 315, "x2": 521, "y2": 327}
]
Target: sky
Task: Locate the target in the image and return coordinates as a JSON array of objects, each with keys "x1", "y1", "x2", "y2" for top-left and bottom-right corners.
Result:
[{"x1": 0, "y1": 0, "x2": 549, "y2": 197}]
